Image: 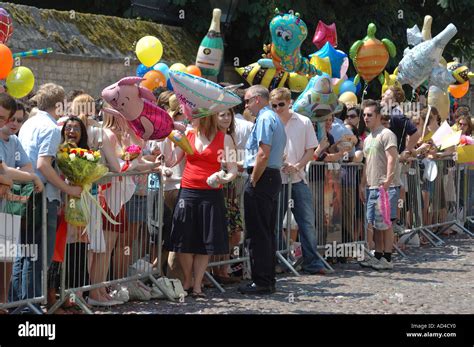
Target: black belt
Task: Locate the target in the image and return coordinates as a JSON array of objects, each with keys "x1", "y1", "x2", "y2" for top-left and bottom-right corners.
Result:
[{"x1": 247, "y1": 167, "x2": 280, "y2": 174}]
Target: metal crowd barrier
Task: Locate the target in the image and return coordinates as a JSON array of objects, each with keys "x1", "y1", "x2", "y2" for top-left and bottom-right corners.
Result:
[
  {"x1": 307, "y1": 161, "x2": 367, "y2": 262},
  {"x1": 47, "y1": 171, "x2": 173, "y2": 314},
  {"x1": 0, "y1": 186, "x2": 47, "y2": 314},
  {"x1": 461, "y1": 163, "x2": 474, "y2": 230}
]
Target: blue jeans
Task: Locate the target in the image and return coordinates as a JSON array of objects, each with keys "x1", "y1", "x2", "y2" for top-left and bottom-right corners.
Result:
[
  {"x1": 279, "y1": 181, "x2": 325, "y2": 273},
  {"x1": 10, "y1": 199, "x2": 59, "y2": 301}
]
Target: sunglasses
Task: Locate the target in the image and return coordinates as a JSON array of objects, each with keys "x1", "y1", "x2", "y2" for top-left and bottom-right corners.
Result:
[
  {"x1": 363, "y1": 113, "x2": 374, "y2": 117},
  {"x1": 459, "y1": 122, "x2": 468, "y2": 127},
  {"x1": 271, "y1": 102, "x2": 286, "y2": 109},
  {"x1": 347, "y1": 113, "x2": 359, "y2": 119},
  {"x1": 244, "y1": 96, "x2": 257, "y2": 105},
  {"x1": 65, "y1": 126, "x2": 81, "y2": 132}
]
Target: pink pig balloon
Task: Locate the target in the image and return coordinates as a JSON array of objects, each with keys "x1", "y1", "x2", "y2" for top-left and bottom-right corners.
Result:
[{"x1": 101, "y1": 76, "x2": 182, "y2": 140}]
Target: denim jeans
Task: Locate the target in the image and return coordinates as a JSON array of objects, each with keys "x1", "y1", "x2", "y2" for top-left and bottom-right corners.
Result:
[
  {"x1": 279, "y1": 181, "x2": 325, "y2": 273},
  {"x1": 10, "y1": 198, "x2": 59, "y2": 301}
]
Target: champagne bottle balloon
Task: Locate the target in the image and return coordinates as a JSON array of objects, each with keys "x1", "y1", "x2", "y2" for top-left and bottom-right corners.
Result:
[{"x1": 195, "y1": 8, "x2": 224, "y2": 77}]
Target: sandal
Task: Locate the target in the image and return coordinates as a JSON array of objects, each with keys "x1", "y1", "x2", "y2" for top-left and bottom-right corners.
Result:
[{"x1": 191, "y1": 291, "x2": 206, "y2": 299}]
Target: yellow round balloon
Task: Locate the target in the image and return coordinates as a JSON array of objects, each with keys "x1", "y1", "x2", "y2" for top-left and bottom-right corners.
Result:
[
  {"x1": 136, "y1": 36, "x2": 163, "y2": 67},
  {"x1": 338, "y1": 91, "x2": 357, "y2": 105},
  {"x1": 169, "y1": 63, "x2": 187, "y2": 73},
  {"x1": 6, "y1": 66, "x2": 35, "y2": 99},
  {"x1": 288, "y1": 73, "x2": 308, "y2": 92}
]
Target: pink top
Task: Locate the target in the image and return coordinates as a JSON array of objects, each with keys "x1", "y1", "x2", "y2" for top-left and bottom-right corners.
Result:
[{"x1": 129, "y1": 100, "x2": 174, "y2": 140}]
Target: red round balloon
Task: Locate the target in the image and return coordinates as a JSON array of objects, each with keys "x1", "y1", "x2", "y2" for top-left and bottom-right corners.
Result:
[
  {"x1": 0, "y1": 43, "x2": 13, "y2": 79},
  {"x1": 0, "y1": 8, "x2": 13, "y2": 44},
  {"x1": 186, "y1": 65, "x2": 202, "y2": 77}
]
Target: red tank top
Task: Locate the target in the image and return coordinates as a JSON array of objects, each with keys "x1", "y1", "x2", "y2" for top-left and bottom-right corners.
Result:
[{"x1": 181, "y1": 130, "x2": 225, "y2": 189}]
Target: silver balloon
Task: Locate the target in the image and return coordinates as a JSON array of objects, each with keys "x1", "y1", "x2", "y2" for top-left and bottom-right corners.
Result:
[
  {"x1": 407, "y1": 25, "x2": 423, "y2": 46},
  {"x1": 429, "y1": 65, "x2": 456, "y2": 90},
  {"x1": 397, "y1": 24, "x2": 457, "y2": 89}
]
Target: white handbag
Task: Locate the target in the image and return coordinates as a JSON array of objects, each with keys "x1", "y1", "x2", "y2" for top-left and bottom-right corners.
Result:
[{"x1": 0, "y1": 212, "x2": 21, "y2": 262}]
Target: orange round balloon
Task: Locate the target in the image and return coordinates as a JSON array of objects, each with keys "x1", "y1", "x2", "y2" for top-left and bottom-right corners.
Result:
[
  {"x1": 448, "y1": 81, "x2": 469, "y2": 99},
  {"x1": 0, "y1": 43, "x2": 13, "y2": 79},
  {"x1": 186, "y1": 65, "x2": 202, "y2": 77},
  {"x1": 140, "y1": 70, "x2": 166, "y2": 91}
]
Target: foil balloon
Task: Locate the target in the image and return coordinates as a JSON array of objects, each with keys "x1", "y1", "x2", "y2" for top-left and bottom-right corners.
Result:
[
  {"x1": 448, "y1": 81, "x2": 469, "y2": 99},
  {"x1": 0, "y1": 8, "x2": 13, "y2": 44},
  {"x1": 101, "y1": 77, "x2": 176, "y2": 141},
  {"x1": 428, "y1": 85, "x2": 450, "y2": 121},
  {"x1": 350, "y1": 23, "x2": 396, "y2": 83},
  {"x1": 292, "y1": 74, "x2": 340, "y2": 121},
  {"x1": 264, "y1": 9, "x2": 320, "y2": 76},
  {"x1": 312, "y1": 20, "x2": 337, "y2": 49},
  {"x1": 235, "y1": 62, "x2": 288, "y2": 90},
  {"x1": 169, "y1": 70, "x2": 242, "y2": 119},
  {"x1": 310, "y1": 42, "x2": 348, "y2": 78},
  {"x1": 309, "y1": 55, "x2": 331, "y2": 76},
  {"x1": 287, "y1": 72, "x2": 308, "y2": 92},
  {"x1": 397, "y1": 24, "x2": 457, "y2": 89},
  {"x1": 447, "y1": 62, "x2": 474, "y2": 85},
  {"x1": 380, "y1": 67, "x2": 401, "y2": 95}
]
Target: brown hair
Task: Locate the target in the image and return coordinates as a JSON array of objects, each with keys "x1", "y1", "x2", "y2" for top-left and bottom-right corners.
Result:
[
  {"x1": 33, "y1": 83, "x2": 65, "y2": 111},
  {"x1": 457, "y1": 115, "x2": 473, "y2": 136},
  {"x1": 218, "y1": 108, "x2": 236, "y2": 146},
  {"x1": 157, "y1": 91, "x2": 174, "y2": 110},
  {"x1": 0, "y1": 93, "x2": 17, "y2": 117},
  {"x1": 197, "y1": 113, "x2": 218, "y2": 141},
  {"x1": 362, "y1": 99, "x2": 383, "y2": 115},
  {"x1": 388, "y1": 86, "x2": 405, "y2": 103},
  {"x1": 269, "y1": 87, "x2": 291, "y2": 101}
]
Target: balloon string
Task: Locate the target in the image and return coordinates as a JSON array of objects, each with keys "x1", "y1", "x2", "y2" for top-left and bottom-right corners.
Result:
[{"x1": 358, "y1": 82, "x2": 369, "y2": 118}]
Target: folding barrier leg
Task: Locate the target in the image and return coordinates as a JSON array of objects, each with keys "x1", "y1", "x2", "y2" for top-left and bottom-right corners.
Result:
[
  {"x1": 204, "y1": 271, "x2": 225, "y2": 293},
  {"x1": 276, "y1": 251, "x2": 299, "y2": 276},
  {"x1": 392, "y1": 243, "x2": 408, "y2": 259}
]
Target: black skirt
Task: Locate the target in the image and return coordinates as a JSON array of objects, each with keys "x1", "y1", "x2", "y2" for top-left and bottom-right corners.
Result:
[{"x1": 167, "y1": 188, "x2": 229, "y2": 255}]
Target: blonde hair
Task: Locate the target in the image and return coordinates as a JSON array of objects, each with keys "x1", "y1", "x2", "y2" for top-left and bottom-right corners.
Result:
[
  {"x1": 197, "y1": 113, "x2": 218, "y2": 140},
  {"x1": 270, "y1": 87, "x2": 291, "y2": 101},
  {"x1": 32, "y1": 83, "x2": 65, "y2": 111},
  {"x1": 72, "y1": 93, "x2": 95, "y2": 125}
]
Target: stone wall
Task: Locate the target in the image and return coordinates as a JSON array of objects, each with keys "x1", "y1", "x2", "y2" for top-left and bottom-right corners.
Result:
[{"x1": 19, "y1": 54, "x2": 138, "y2": 97}]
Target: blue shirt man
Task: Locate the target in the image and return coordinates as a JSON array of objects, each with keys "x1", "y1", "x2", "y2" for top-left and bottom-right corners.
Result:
[{"x1": 245, "y1": 106, "x2": 287, "y2": 170}]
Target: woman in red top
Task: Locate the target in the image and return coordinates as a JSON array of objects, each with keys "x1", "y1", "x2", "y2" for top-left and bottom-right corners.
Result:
[{"x1": 164, "y1": 113, "x2": 237, "y2": 298}]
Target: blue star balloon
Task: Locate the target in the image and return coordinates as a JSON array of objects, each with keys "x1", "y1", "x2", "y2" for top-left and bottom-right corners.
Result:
[{"x1": 310, "y1": 42, "x2": 347, "y2": 78}]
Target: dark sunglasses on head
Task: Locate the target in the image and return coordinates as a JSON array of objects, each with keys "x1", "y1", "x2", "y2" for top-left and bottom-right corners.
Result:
[{"x1": 271, "y1": 102, "x2": 286, "y2": 109}]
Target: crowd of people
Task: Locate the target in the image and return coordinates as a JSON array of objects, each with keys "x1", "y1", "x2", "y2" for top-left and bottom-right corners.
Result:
[{"x1": 0, "y1": 78, "x2": 472, "y2": 313}]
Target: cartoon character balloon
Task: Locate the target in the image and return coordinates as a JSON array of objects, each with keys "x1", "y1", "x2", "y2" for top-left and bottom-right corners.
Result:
[
  {"x1": 101, "y1": 77, "x2": 179, "y2": 140},
  {"x1": 258, "y1": 9, "x2": 320, "y2": 76},
  {"x1": 380, "y1": 67, "x2": 401, "y2": 95},
  {"x1": 235, "y1": 62, "x2": 288, "y2": 90},
  {"x1": 0, "y1": 8, "x2": 13, "y2": 44},
  {"x1": 350, "y1": 23, "x2": 396, "y2": 84}
]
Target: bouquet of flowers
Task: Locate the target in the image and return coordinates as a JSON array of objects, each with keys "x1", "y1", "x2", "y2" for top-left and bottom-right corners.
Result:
[{"x1": 57, "y1": 143, "x2": 117, "y2": 227}]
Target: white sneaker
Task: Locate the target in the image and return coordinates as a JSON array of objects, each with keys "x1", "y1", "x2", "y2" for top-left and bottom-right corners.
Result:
[
  {"x1": 358, "y1": 255, "x2": 379, "y2": 268},
  {"x1": 372, "y1": 257, "x2": 394, "y2": 270}
]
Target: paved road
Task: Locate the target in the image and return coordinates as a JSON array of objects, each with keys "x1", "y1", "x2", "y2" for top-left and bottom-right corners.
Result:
[{"x1": 96, "y1": 235, "x2": 473, "y2": 314}]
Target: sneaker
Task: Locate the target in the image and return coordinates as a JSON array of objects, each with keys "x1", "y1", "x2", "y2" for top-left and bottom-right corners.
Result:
[
  {"x1": 238, "y1": 282, "x2": 275, "y2": 295},
  {"x1": 358, "y1": 255, "x2": 380, "y2": 268},
  {"x1": 371, "y1": 257, "x2": 394, "y2": 270}
]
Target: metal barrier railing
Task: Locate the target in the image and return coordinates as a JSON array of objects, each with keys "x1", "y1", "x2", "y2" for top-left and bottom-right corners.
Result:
[
  {"x1": 47, "y1": 171, "x2": 174, "y2": 314},
  {"x1": 462, "y1": 164, "x2": 474, "y2": 228},
  {"x1": 307, "y1": 161, "x2": 367, "y2": 260},
  {"x1": 1, "y1": 185, "x2": 47, "y2": 314}
]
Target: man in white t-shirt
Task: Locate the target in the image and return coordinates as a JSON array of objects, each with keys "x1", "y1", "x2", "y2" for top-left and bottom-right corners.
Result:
[{"x1": 271, "y1": 87, "x2": 326, "y2": 275}]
